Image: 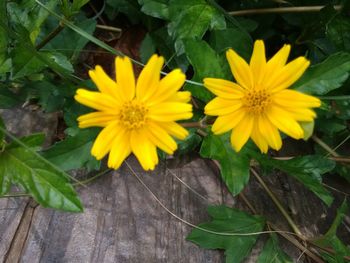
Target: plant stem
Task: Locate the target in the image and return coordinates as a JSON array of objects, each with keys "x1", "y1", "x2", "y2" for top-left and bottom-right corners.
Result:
[
  {"x1": 312, "y1": 135, "x2": 340, "y2": 157},
  {"x1": 0, "y1": 192, "x2": 30, "y2": 198},
  {"x1": 318, "y1": 95, "x2": 350, "y2": 100},
  {"x1": 96, "y1": 24, "x2": 122, "y2": 33},
  {"x1": 36, "y1": 22, "x2": 64, "y2": 50},
  {"x1": 229, "y1": 5, "x2": 342, "y2": 16},
  {"x1": 251, "y1": 168, "x2": 304, "y2": 237},
  {"x1": 239, "y1": 192, "x2": 324, "y2": 263},
  {"x1": 73, "y1": 168, "x2": 111, "y2": 186},
  {"x1": 273, "y1": 156, "x2": 350, "y2": 163}
]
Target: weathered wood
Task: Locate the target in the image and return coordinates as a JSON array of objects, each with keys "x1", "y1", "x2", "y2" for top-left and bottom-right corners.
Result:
[
  {"x1": 3, "y1": 158, "x2": 226, "y2": 263},
  {"x1": 0, "y1": 108, "x2": 349, "y2": 262}
]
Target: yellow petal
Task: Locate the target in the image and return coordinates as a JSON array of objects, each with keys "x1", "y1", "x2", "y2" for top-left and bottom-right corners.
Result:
[
  {"x1": 131, "y1": 129, "x2": 158, "y2": 170},
  {"x1": 148, "y1": 69, "x2": 186, "y2": 105},
  {"x1": 205, "y1": 97, "x2": 243, "y2": 116},
  {"x1": 226, "y1": 49, "x2": 254, "y2": 89},
  {"x1": 171, "y1": 91, "x2": 192, "y2": 103},
  {"x1": 251, "y1": 122, "x2": 269, "y2": 153},
  {"x1": 115, "y1": 56, "x2": 135, "y2": 101},
  {"x1": 263, "y1": 44, "x2": 290, "y2": 84},
  {"x1": 267, "y1": 105, "x2": 304, "y2": 139},
  {"x1": 149, "y1": 102, "x2": 193, "y2": 122},
  {"x1": 156, "y1": 122, "x2": 189, "y2": 140},
  {"x1": 77, "y1": 112, "x2": 117, "y2": 128},
  {"x1": 74, "y1": 89, "x2": 120, "y2": 112},
  {"x1": 272, "y1": 89, "x2": 321, "y2": 108},
  {"x1": 230, "y1": 114, "x2": 254, "y2": 151},
  {"x1": 89, "y1": 66, "x2": 123, "y2": 102},
  {"x1": 258, "y1": 115, "x2": 282, "y2": 150},
  {"x1": 284, "y1": 108, "x2": 316, "y2": 122},
  {"x1": 250, "y1": 40, "x2": 266, "y2": 85},
  {"x1": 267, "y1": 57, "x2": 310, "y2": 92},
  {"x1": 211, "y1": 108, "x2": 245, "y2": 134},
  {"x1": 203, "y1": 78, "x2": 245, "y2": 99},
  {"x1": 145, "y1": 123, "x2": 177, "y2": 154},
  {"x1": 107, "y1": 127, "x2": 131, "y2": 169},
  {"x1": 136, "y1": 54, "x2": 164, "y2": 102},
  {"x1": 91, "y1": 121, "x2": 120, "y2": 160}
]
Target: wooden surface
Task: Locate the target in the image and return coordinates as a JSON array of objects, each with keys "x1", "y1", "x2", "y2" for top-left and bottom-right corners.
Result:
[{"x1": 0, "y1": 107, "x2": 349, "y2": 263}]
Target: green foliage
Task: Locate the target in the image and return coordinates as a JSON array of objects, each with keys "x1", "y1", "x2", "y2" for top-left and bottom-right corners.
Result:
[
  {"x1": 1, "y1": 0, "x2": 350, "y2": 260},
  {"x1": 313, "y1": 200, "x2": 350, "y2": 262},
  {"x1": 183, "y1": 39, "x2": 227, "y2": 102},
  {"x1": 200, "y1": 133, "x2": 250, "y2": 196},
  {"x1": 257, "y1": 234, "x2": 292, "y2": 263},
  {"x1": 255, "y1": 155, "x2": 335, "y2": 206},
  {"x1": 293, "y1": 52, "x2": 350, "y2": 95},
  {"x1": 42, "y1": 129, "x2": 100, "y2": 171},
  {"x1": 0, "y1": 131, "x2": 83, "y2": 212},
  {"x1": 187, "y1": 205, "x2": 265, "y2": 263}
]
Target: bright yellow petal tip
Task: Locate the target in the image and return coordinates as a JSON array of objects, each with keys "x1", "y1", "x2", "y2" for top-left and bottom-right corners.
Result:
[
  {"x1": 205, "y1": 40, "x2": 321, "y2": 153},
  {"x1": 74, "y1": 55, "x2": 192, "y2": 171}
]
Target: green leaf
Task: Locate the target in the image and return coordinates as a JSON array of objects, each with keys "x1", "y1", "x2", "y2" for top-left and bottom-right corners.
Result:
[
  {"x1": 176, "y1": 128, "x2": 202, "y2": 155},
  {"x1": 0, "y1": 87, "x2": 22, "y2": 108},
  {"x1": 183, "y1": 38, "x2": 229, "y2": 102},
  {"x1": 7, "y1": 133, "x2": 46, "y2": 150},
  {"x1": 168, "y1": 0, "x2": 226, "y2": 42},
  {"x1": 139, "y1": 0, "x2": 169, "y2": 19},
  {"x1": 0, "y1": 1, "x2": 8, "y2": 66},
  {"x1": 256, "y1": 155, "x2": 334, "y2": 206},
  {"x1": 300, "y1": 121, "x2": 315, "y2": 140},
  {"x1": 140, "y1": 33, "x2": 156, "y2": 64},
  {"x1": 313, "y1": 200, "x2": 350, "y2": 262},
  {"x1": 0, "y1": 136, "x2": 83, "y2": 212},
  {"x1": 43, "y1": 18, "x2": 96, "y2": 61},
  {"x1": 200, "y1": 133, "x2": 250, "y2": 196},
  {"x1": 187, "y1": 205, "x2": 265, "y2": 263},
  {"x1": 257, "y1": 234, "x2": 292, "y2": 263},
  {"x1": 11, "y1": 41, "x2": 47, "y2": 79},
  {"x1": 7, "y1": 0, "x2": 58, "y2": 42},
  {"x1": 71, "y1": 0, "x2": 90, "y2": 12},
  {"x1": 326, "y1": 14, "x2": 350, "y2": 52},
  {"x1": 209, "y1": 27, "x2": 253, "y2": 60},
  {"x1": 293, "y1": 52, "x2": 350, "y2": 95},
  {"x1": 42, "y1": 129, "x2": 100, "y2": 171}
]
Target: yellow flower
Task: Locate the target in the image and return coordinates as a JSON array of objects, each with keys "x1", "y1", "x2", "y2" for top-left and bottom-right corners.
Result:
[
  {"x1": 75, "y1": 55, "x2": 193, "y2": 170},
  {"x1": 204, "y1": 40, "x2": 321, "y2": 153}
]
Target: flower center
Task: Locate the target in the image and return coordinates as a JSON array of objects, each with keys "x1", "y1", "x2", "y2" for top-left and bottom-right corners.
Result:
[
  {"x1": 119, "y1": 100, "x2": 148, "y2": 129},
  {"x1": 244, "y1": 89, "x2": 271, "y2": 114}
]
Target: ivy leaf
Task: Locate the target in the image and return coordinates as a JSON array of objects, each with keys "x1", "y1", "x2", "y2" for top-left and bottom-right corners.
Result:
[
  {"x1": 183, "y1": 39, "x2": 229, "y2": 102},
  {"x1": 0, "y1": 135, "x2": 83, "y2": 212},
  {"x1": 42, "y1": 128, "x2": 100, "y2": 172},
  {"x1": 313, "y1": 200, "x2": 350, "y2": 262},
  {"x1": 293, "y1": 52, "x2": 350, "y2": 95},
  {"x1": 256, "y1": 155, "x2": 334, "y2": 206},
  {"x1": 200, "y1": 133, "x2": 250, "y2": 196},
  {"x1": 257, "y1": 234, "x2": 292, "y2": 263},
  {"x1": 187, "y1": 205, "x2": 265, "y2": 263}
]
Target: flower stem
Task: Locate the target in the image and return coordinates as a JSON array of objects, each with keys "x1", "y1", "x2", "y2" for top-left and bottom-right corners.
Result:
[
  {"x1": 251, "y1": 168, "x2": 304, "y2": 237},
  {"x1": 229, "y1": 5, "x2": 342, "y2": 16},
  {"x1": 312, "y1": 135, "x2": 340, "y2": 157},
  {"x1": 36, "y1": 22, "x2": 64, "y2": 50}
]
